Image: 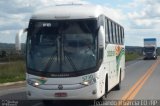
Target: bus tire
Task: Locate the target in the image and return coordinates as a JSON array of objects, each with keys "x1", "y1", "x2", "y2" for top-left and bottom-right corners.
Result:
[
  {"x1": 114, "y1": 70, "x2": 121, "y2": 90},
  {"x1": 99, "y1": 74, "x2": 108, "y2": 101},
  {"x1": 104, "y1": 74, "x2": 108, "y2": 97}
]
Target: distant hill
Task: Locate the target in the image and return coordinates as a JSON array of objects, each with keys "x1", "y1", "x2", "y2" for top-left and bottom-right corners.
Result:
[
  {"x1": 125, "y1": 46, "x2": 143, "y2": 55},
  {"x1": 126, "y1": 46, "x2": 160, "y2": 56},
  {"x1": 0, "y1": 43, "x2": 25, "y2": 54},
  {"x1": 0, "y1": 43, "x2": 15, "y2": 50}
]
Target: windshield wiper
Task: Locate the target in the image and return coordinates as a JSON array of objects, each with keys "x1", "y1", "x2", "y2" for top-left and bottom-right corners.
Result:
[
  {"x1": 64, "y1": 51, "x2": 78, "y2": 72},
  {"x1": 44, "y1": 51, "x2": 57, "y2": 72}
]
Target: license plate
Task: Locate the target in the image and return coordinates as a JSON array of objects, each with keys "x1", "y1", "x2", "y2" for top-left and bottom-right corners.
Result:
[{"x1": 55, "y1": 92, "x2": 67, "y2": 97}]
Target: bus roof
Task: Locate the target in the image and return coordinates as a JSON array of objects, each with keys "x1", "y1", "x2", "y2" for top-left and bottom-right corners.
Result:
[{"x1": 31, "y1": 4, "x2": 104, "y2": 20}]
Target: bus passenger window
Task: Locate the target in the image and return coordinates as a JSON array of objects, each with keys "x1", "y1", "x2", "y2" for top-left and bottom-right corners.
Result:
[
  {"x1": 108, "y1": 20, "x2": 113, "y2": 43},
  {"x1": 115, "y1": 25, "x2": 119, "y2": 44},
  {"x1": 112, "y1": 22, "x2": 116, "y2": 44},
  {"x1": 119, "y1": 27, "x2": 122, "y2": 44},
  {"x1": 105, "y1": 18, "x2": 109, "y2": 43}
]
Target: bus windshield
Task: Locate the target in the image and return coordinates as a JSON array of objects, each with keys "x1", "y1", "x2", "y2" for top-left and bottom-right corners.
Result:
[{"x1": 26, "y1": 19, "x2": 98, "y2": 73}]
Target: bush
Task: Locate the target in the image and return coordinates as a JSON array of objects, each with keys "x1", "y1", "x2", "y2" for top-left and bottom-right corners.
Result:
[
  {"x1": 0, "y1": 61, "x2": 25, "y2": 83},
  {"x1": 126, "y1": 52, "x2": 141, "y2": 61}
]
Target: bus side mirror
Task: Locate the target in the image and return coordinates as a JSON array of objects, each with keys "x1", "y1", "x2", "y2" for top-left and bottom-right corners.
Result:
[
  {"x1": 15, "y1": 28, "x2": 28, "y2": 51},
  {"x1": 98, "y1": 26, "x2": 105, "y2": 48}
]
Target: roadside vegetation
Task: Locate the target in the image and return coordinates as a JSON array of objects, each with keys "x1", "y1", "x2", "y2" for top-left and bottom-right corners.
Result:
[
  {"x1": 0, "y1": 51, "x2": 26, "y2": 84},
  {"x1": 125, "y1": 52, "x2": 142, "y2": 61},
  {"x1": 0, "y1": 61, "x2": 25, "y2": 83}
]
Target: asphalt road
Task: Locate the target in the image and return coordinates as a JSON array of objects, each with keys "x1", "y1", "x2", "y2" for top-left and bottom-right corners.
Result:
[{"x1": 0, "y1": 58, "x2": 160, "y2": 106}]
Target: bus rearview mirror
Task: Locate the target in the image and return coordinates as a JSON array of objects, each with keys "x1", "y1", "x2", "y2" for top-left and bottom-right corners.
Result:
[
  {"x1": 98, "y1": 26, "x2": 105, "y2": 48},
  {"x1": 15, "y1": 28, "x2": 27, "y2": 51}
]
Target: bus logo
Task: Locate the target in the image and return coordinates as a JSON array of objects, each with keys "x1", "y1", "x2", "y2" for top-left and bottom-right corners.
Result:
[{"x1": 58, "y1": 85, "x2": 63, "y2": 90}]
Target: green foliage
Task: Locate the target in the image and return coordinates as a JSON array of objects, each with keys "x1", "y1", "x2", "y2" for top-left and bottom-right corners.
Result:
[
  {"x1": 0, "y1": 54, "x2": 25, "y2": 62},
  {"x1": 0, "y1": 61, "x2": 25, "y2": 83},
  {"x1": 0, "y1": 50, "x2": 7, "y2": 58},
  {"x1": 126, "y1": 52, "x2": 141, "y2": 61}
]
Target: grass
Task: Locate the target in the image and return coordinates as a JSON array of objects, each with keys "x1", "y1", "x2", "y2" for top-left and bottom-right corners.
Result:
[
  {"x1": 126, "y1": 52, "x2": 141, "y2": 62},
  {"x1": 0, "y1": 61, "x2": 25, "y2": 83}
]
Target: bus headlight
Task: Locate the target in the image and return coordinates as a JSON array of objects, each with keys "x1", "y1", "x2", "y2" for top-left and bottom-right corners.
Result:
[
  {"x1": 34, "y1": 82, "x2": 40, "y2": 86},
  {"x1": 27, "y1": 79, "x2": 41, "y2": 87},
  {"x1": 81, "y1": 81, "x2": 90, "y2": 86},
  {"x1": 81, "y1": 78, "x2": 96, "y2": 86}
]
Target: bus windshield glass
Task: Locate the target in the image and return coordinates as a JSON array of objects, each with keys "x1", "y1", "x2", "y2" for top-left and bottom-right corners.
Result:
[{"x1": 26, "y1": 19, "x2": 98, "y2": 73}]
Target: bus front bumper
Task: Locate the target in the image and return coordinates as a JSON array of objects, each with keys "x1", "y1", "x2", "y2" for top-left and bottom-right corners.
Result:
[{"x1": 26, "y1": 83, "x2": 103, "y2": 100}]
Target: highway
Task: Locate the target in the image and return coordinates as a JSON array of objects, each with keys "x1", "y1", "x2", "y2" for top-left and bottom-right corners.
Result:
[{"x1": 0, "y1": 58, "x2": 160, "y2": 106}]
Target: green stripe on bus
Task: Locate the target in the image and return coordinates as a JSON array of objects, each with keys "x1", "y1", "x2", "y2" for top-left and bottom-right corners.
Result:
[{"x1": 116, "y1": 49, "x2": 125, "y2": 76}]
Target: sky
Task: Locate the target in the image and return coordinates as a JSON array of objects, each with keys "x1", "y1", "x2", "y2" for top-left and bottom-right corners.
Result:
[{"x1": 0, "y1": 0, "x2": 160, "y2": 47}]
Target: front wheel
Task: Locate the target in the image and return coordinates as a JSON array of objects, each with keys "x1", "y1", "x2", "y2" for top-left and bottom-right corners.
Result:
[
  {"x1": 114, "y1": 71, "x2": 121, "y2": 90},
  {"x1": 98, "y1": 75, "x2": 108, "y2": 101}
]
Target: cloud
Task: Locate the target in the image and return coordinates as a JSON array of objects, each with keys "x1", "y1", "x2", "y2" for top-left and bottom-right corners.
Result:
[
  {"x1": 0, "y1": 0, "x2": 159, "y2": 46},
  {"x1": 0, "y1": 0, "x2": 89, "y2": 43},
  {"x1": 0, "y1": 0, "x2": 87, "y2": 30},
  {"x1": 125, "y1": 28, "x2": 160, "y2": 46},
  {"x1": 114, "y1": 0, "x2": 160, "y2": 46},
  {"x1": 127, "y1": 0, "x2": 160, "y2": 29},
  {"x1": 0, "y1": 30, "x2": 17, "y2": 43},
  {"x1": 103, "y1": 6, "x2": 127, "y2": 25}
]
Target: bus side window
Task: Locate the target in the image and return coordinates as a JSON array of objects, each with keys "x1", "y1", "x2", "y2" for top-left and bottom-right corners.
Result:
[
  {"x1": 118, "y1": 26, "x2": 121, "y2": 44},
  {"x1": 111, "y1": 22, "x2": 115, "y2": 44},
  {"x1": 107, "y1": 19, "x2": 110, "y2": 43},
  {"x1": 122, "y1": 28, "x2": 124, "y2": 44},
  {"x1": 108, "y1": 20, "x2": 113, "y2": 43},
  {"x1": 115, "y1": 24, "x2": 119, "y2": 44},
  {"x1": 114, "y1": 23, "x2": 117, "y2": 44},
  {"x1": 120, "y1": 27, "x2": 123, "y2": 44},
  {"x1": 105, "y1": 18, "x2": 109, "y2": 43}
]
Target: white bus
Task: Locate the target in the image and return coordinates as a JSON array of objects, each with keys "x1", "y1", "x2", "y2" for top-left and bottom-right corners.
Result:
[{"x1": 16, "y1": 4, "x2": 125, "y2": 101}]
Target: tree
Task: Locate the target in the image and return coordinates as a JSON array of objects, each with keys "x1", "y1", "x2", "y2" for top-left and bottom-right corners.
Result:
[{"x1": 1, "y1": 50, "x2": 7, "y2": 58}]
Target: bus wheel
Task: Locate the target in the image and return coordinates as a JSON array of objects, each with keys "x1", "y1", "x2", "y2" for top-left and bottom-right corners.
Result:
[
  {"x1": 114, "y1": 71, "x2": 121, "y2": 90},
  {"x1": 99, "y1": 75, "x2": 108, "y2": 101}
]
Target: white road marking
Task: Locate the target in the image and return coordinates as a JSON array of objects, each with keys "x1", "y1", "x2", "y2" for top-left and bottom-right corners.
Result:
[{"x1": 126, "y1": 60, "x2": 141, "y2": 68}]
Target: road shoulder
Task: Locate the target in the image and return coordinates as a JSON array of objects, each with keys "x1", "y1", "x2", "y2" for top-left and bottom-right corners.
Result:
[{"x1": 0, "y1": 81, "x2": 26, "y2": 90}]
